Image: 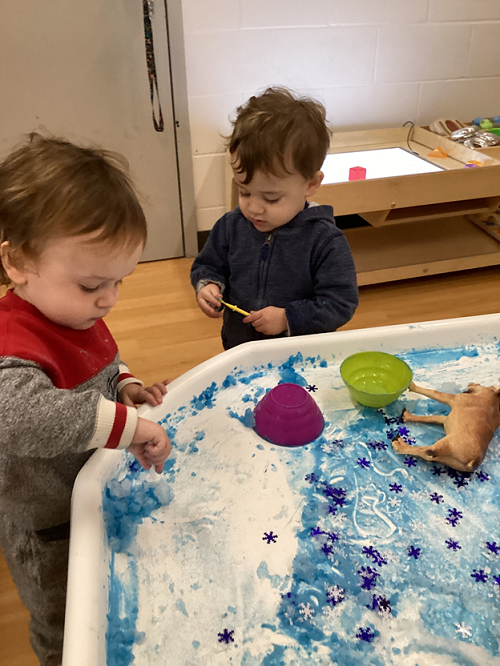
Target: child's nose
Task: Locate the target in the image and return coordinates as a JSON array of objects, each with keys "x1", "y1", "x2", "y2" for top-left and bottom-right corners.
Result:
[
  {"x1": 248, "y1": 196, "x2": 265, "y2": 215},
  {"x1": 96, "y1": 286, "x2": 118, "y2": 310}
]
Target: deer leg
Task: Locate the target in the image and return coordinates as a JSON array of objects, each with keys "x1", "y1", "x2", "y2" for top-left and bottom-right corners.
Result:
[
  {"x1": 408, "y1": 382, "x2": 455, "y2": 407},
  {"x1": 402, "y1": 409, "x2": 447, "y2": 426},
  {"x1": 392, "y1": 434, "x2": 452, "y2": 463}
]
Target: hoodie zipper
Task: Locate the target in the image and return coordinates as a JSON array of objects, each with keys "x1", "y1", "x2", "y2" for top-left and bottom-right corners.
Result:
[{"x1": 257, "y1": 232, "x2": 274, "y2": 307}]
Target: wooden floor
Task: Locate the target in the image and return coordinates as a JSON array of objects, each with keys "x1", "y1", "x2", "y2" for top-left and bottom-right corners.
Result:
[{"x1": 1, "y1": 257, "x2": 499, "y2": 664}]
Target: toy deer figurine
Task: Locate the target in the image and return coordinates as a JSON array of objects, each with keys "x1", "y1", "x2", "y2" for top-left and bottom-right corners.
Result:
[{"x1": 392, "y1": 379, "x2": 500, "y2": 472}]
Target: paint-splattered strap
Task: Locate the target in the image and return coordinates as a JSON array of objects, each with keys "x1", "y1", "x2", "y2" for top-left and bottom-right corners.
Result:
[
  {"x1": 143, "y1": 0, "x2": 164, "y2": 132},
  {"x1": 87, "y1": 397, "x2": 138, "y2": 450}
]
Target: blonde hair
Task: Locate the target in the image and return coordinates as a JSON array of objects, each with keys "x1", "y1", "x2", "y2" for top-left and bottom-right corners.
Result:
[
  {"x1": 0, "y1": 133, "x2": 147, "y2": 285},
  {"x1": 227, "y1": 86, "x2": 331, "y2": 184}
]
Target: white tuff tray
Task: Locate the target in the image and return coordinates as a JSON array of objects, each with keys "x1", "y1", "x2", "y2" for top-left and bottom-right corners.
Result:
[{"x1": 62, "y1": 314, "x2": 500, "y2": 665}]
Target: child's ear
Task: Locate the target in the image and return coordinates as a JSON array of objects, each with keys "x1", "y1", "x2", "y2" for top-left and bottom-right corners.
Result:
[
  {"x1": 306, "y1": 170, "x2": 324, "y2": 197},
  {"x1": 0, "y1": 242, "x2": 29, "y2": 285}
]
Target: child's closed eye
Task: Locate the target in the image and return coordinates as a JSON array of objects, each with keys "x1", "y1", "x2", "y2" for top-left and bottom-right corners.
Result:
[
  {"x1": 79, "y1": 284, "x2": 99, "y2": 293},
  {"x1": 264, "y1": 197, "x2": 281, "y2": 204}
]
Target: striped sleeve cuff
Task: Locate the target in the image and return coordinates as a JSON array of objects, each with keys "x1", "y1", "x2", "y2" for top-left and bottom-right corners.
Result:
[
  {"x1": 87, "y1": 396, "x2": 138, "y2": 450},
  {"x1": 117, "y1": 362, "x2": 144, "y2": 393}
]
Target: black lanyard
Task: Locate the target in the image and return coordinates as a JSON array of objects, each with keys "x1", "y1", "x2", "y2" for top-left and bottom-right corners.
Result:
[{"x1": 143, "y1": 0, "x2": 164, "y2": 132}]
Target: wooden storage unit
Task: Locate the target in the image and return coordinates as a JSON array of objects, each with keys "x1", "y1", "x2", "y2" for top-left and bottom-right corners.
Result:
[{"x1": 226, "y1": 126, "x2": 500, "y2": 285}]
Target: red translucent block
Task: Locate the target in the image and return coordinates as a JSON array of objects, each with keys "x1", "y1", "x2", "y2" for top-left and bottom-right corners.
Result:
[{"x1": 349, "y1": 166, "x2": 366, "y2": 181}]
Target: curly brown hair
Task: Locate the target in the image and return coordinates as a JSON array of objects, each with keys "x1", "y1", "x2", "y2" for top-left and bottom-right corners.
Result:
[
  {"x1": 227, "y1": 86, "x2": 331, "y2": 184},
  {"x1": 0, "y1": 133, "x2": 147, "y2": 286}
]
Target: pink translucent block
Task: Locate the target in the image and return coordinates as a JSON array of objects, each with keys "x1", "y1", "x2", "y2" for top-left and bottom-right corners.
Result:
[
  {"x1": 253, "y1": 383, "x2": 325, "y2": 447},
  {"x1": 349, "y1": 166, "x2": 366, "y2": 181}
]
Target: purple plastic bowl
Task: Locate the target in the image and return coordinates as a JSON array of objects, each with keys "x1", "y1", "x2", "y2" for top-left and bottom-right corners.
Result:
[{"x1": 253, "y1": 383, "x2": 325, "y2": 447}]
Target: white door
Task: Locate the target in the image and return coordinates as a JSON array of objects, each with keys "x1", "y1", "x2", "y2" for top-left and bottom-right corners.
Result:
[{"x1": 0, "y1": 0, "x2": 183, "y2": 261}]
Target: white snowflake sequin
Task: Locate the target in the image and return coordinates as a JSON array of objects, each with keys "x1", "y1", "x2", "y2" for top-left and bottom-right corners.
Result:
[
  {"x1": 323, "y1": 604, "x2": 342, "y2": 622},
  {"x1": 409, "y1": 490, "x2": 428, "y2": 502},
  {"x1": 409, "y1": 520, "x2": 426, "y2": 533},
  {"x1": 388, "y1": 497, "x2": 402, "y2": 507},
  {"x1": 298, "y1": 602, "x2": 315, "y2": 621},
  {"x1": 455, "y1": 622, "x2": 472, "y2": 638},
  {"x1": 325, "y1": 584, "x2": 345, "y2": 604}
]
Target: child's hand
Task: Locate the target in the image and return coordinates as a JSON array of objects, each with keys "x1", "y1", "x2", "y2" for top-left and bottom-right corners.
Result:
[
  {"x1": 127, "y1": 417, "x2": 172, "y2": 473},
  {"x1": 197, "y1": 284, "x2": 224, "y2": 318},
  {"x1": 243, "y1": 307, "x2": 287, "y2": 336},
  {"x1": 121, "y1": 379, "x2": 171, "y2": 407}
]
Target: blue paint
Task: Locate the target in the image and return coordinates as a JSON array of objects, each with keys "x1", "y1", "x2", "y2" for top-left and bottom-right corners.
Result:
[
  {"x1": 103, "y1": 340, "x2": 500, "y2": 662},
  {"x1": 277, "y1": 353, "x2": 308, "y2": 386},
  {"x1": 228, "y1": 407, "x2": 255, "y2": 428},
  {"x1": 223, "y1": 374, "x2": 237, "y2": 388},
  {"x1": 239, "y1": 370, "x2": 265, "y2": 385},
  {"x1": 262, "y1": 644, "x2": 286, "y2": 665},
  {"x1": 103, "y1": 473, "x2": 173, "y2": 553},
  {"x1": 106, "y1": 555, "x2": 144, "y2": 665},
  {"x1": 191, "y1": 382, "x2": 218, "y2": 410},
  {"x1": 175, "y1": 599, "x2": 188, "y2": 617}
]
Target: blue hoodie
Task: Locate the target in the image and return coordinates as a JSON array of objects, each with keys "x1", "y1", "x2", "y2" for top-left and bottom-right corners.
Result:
[{"x1": 191, "y1": 204, "x2": 359, "y2": 349}]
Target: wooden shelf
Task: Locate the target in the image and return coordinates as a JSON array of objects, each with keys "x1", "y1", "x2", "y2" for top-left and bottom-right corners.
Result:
[
  {"x1": 346, "y1": 216, "x2": 500, "y2": 286},
  {"x1": 225, "y1": 126, "x2": 500, "y2": 284}
]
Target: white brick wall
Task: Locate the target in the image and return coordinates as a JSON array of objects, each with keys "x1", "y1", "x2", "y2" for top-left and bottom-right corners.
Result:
[{"x1": 181, "y1": 0, "x2": 500, "y2": 231}]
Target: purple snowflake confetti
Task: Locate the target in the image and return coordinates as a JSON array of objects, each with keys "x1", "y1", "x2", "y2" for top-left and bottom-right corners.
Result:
[
  {"x1": 471, "y1": 569, "x2": 488, "y2": 583},
  {"x1": 358, "y1": 566, "x2": 380, "y2": 591},
  {"x1": 331, "y1": 438, "x2": 345, "y2": 448},
  {"x1": 321, "y1": 543, "x2": 335, "y2": 557},
  {"x1": 403, "y1": 456, "x2": 417, "y2": 468},
  {"x1": 262, "y1": 531, "x2": 278, "y2": 544},
  {"x1": 322, "y1": 485, "x2": 348, "y2": 507},
  {"x1": 369, "y1": 594, "x2": 392, "y2": 615},
  {"x1": 356, "y1": 627, "x2": 376, "y2": 643},
  {"x1": 362, "y1": 545, "x2": 387, "y2": 566},
  {"x1": 310, "y1": 526, "x2": 324, "y2": 539},
  {"x1": 446, "y1": 539, "x2": 461, "y2": 551},
  {"x1": 493, "y1": 576, "x2": 500, "y2": 586},
  {"x1": 357, "y1": 457, "x2": 371, "y2": 469},
  {"x1": 389, "y1": 483, "x2": 403, "y2": 494},
  {"x1": 306, "y1": 384, "x2": 318, "y2": 392},
  {"x1": 218, "y1": 628, "x2": 234, "y2": 644},
  {"x1": 367, "y1": 440, "x2": 388, "y2": 451},
  {"x1": 476, "y1": 470, "x2": 490, "y2": 482},
  {"x1": 486, "y1": 542, "x2": 500, "y2": 555},
  {"x1": 446, "y1": 508, "x2": 463, "y2": 527},
  {"x1": 384, "y1": 413, "x2": 404, "y2": 425},
  {"x1": 408, "y1": 545, "x2": 421, "y2": 559},
  {"x1": 431, "y1": 466, "x2": 446, "y2": 476},
  {"x1": 305, "y1": 473, "x2": 318, "y2": 484},
  {"x1": 453, "y1": 476, "x2": 469, "y2": 489},
  {"x1": 430, "y1": 492, "x2": 444, "y2": 504}
]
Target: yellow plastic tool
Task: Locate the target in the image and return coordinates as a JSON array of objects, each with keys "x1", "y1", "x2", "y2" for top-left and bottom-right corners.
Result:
[{"x1": 218, "y1": 298, "x2": 250, "y2": 317}]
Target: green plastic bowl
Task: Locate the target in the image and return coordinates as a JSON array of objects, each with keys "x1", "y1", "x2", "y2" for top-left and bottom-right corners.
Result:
[{"x1": 340, "y1": 351, "x2": 413, "y2": 408}]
